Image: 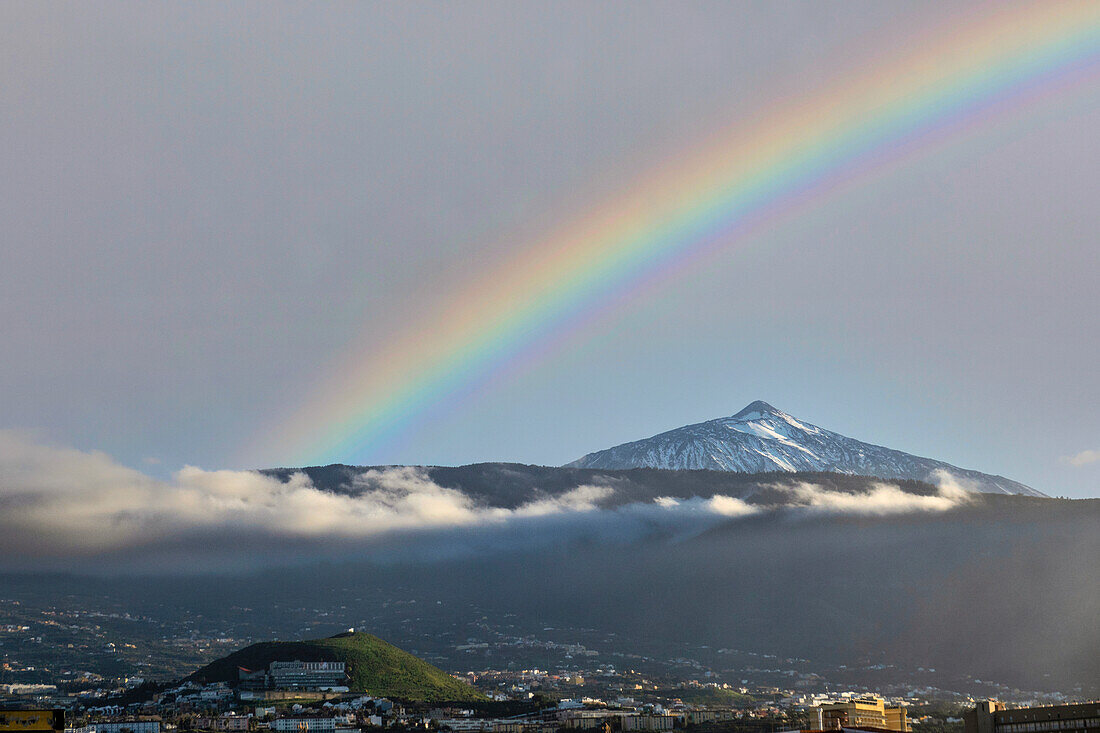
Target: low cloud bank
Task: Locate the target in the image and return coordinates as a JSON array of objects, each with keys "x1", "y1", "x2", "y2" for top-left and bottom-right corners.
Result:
[
  {"x1": 0, "y1": 431, "x2": 615, "y2": 557},
  {"x1": 772, "y1": 476, "x2": 972, "y2": 515},
  {"x1": 0, "y1": 431, "x2": 971, "y2": 571}
]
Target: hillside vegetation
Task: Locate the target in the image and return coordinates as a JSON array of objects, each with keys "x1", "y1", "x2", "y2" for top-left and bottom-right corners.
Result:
[{"x1": 190, "y1": 631, "x2": 483, "y2": 702}]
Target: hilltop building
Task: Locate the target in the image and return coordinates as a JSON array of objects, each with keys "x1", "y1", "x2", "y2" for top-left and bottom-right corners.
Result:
[
  {"x1": 238, "y1": 661, "x2": 348, "y2": 692},
  {"x1": 272, "y1": 719, "x2": 337, "y2": 733}
]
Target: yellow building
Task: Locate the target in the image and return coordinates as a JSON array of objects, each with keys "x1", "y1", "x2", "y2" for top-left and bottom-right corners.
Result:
[
  {"x1": 885, "y1": 707, "x2": 909, "y2": 733},
  {"x1": 0, "y1": 711, "x2": 65, "y2": 733},
  {"x1": 814, "y1": 697, "x2": 908, "y2": 732}
]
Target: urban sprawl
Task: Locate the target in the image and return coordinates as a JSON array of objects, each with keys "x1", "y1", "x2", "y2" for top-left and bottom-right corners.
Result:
[{"x1": 2, "y1": 654, "x2": 1097, "y2": 733}]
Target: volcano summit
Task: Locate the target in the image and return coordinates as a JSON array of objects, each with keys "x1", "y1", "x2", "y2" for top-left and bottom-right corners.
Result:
[{"x1": 568, "y1": 401, "x2": 1044, "y2": 496}]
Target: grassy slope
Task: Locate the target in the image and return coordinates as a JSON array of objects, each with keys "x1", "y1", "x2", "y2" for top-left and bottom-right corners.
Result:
[{"x1": 190, "y1": 632, "x2": 483, "y2": 702}]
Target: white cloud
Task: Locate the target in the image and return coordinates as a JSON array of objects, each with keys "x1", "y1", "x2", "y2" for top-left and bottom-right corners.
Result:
[
  {"x1": 0, "y1": 431, "x2": 977, "y2": 569},
  {"x1": 1064, "y1": 449, "x2": 1100, "y2": 467},
  {"x1": 928, "y1": 469, "x2": 987, "y2": 497},
  {"x1": 706, "y1": 494, "x2": 759, "y2": 517},
  {"x1": 768, "y1": 477, "x2": 971, "y2": 516},
  {"x1": 512, "y1": 484, "x2": 615, "y2": 517},
  {"x1": 0, "y1": 431, "x2": 621, "y2": 560}
]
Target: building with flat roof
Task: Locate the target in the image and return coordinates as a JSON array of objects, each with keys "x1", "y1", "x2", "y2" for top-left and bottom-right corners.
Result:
[
  {"x1": 238, "y1": 661, "x2": 348, "y2": 692},
  {"x1": 885, "y1": 708, "x2": 908, "y2": 733},
  {"x1": 272, "y1": 719, "x2": 337, "y2": 733},
  {"x1": 811, "y1": 697, "x2": 908, "y2": 732},
  {"x1": 964, "y1": 701, "x2": 1100, "y2": 733},
  {"x1": 269, "y1": 662, "x2": 347, "y2": 691},
  {"x1": 69, "y1": 722, "x2": 161, "y2": 733}
]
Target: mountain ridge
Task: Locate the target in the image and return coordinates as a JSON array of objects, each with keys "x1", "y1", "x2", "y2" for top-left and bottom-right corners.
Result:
[{"x1": 567, "y1": 401, "x2": 1045, "y2": 497}]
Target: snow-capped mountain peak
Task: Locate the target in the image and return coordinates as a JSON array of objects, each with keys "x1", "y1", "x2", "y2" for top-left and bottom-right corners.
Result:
[
  {"x1": 566, "y1": 401, "x2": 1045, "y2": 497},
  {"x1": 730, "y1": 400, "x2": 781, "y2": 420}
]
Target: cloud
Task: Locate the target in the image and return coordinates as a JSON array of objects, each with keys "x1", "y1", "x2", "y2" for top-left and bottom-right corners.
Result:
[
  {"x1": 0, "y1": 431, "x2": 620, "y2": 555},
  {"x1": 706, "y1": 494, "x2": 758, "y2": 517},
  {"x1": 1064, "y1": 449, "x2": 1100, "y2": 467},
  {"x1": 928, "y1": 469, "x2": 988, "y2": 497},
  {"x1": 766, "y1": 477, "x2": 972, "y2": 516},
  {"x1": 0, "y1": 432, "x2": 974, "y2": 571},
  {"x1": 0, "y1": 432, "x2": 637, "y2": 569},
  {"x1": 512, "y1": 484, "x2": 615, "y2": 517}
]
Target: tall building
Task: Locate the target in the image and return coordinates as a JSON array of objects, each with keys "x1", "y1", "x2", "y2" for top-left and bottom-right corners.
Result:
[
  {"x1": 964, "y1": 701, "x2": 1100, "y2": 733},
  {"x1": 812, "y1": 697, "x2": 909, "y2": 732},
  {"x1": 886, "y1": 707, "x2": 908, "y2": 733}
]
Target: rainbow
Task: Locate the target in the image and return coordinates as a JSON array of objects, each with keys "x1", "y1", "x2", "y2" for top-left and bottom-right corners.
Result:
[{"x1": 249, "y1": 3, "x2": 1100, "y2": 467}]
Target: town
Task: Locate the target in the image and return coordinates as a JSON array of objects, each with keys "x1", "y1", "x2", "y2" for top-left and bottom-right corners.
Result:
[
  {"x1": 2, "y1": 595, "x2": 1091, "y2": 733},
  {"x1": 3, "y1": 647, "x2": 1097, "y2": 733}
]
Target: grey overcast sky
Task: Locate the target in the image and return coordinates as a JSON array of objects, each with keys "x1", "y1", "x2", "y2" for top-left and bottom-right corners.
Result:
[{"x1": 2, "y1": 2, "x2": 1098, "y2": 497}]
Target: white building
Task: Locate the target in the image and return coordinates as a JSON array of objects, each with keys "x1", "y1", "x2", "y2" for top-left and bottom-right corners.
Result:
[
  {"x1": 621, "y1": 716, "x2": 680, "y2": 732},
  {"x1": 70, "y1": 723, "x2": 161, "y2": 733},
  {"x1": 273, "y1": 719, "x2": 337, "y2": 733},
  {"x1": 268, "y1": 662, "x2": 347, "y2": 691}
]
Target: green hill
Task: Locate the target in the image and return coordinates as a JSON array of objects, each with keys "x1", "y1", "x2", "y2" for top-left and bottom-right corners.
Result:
[{"x1": 189, "y1": 631, "x2": 483, "y2": 702}]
